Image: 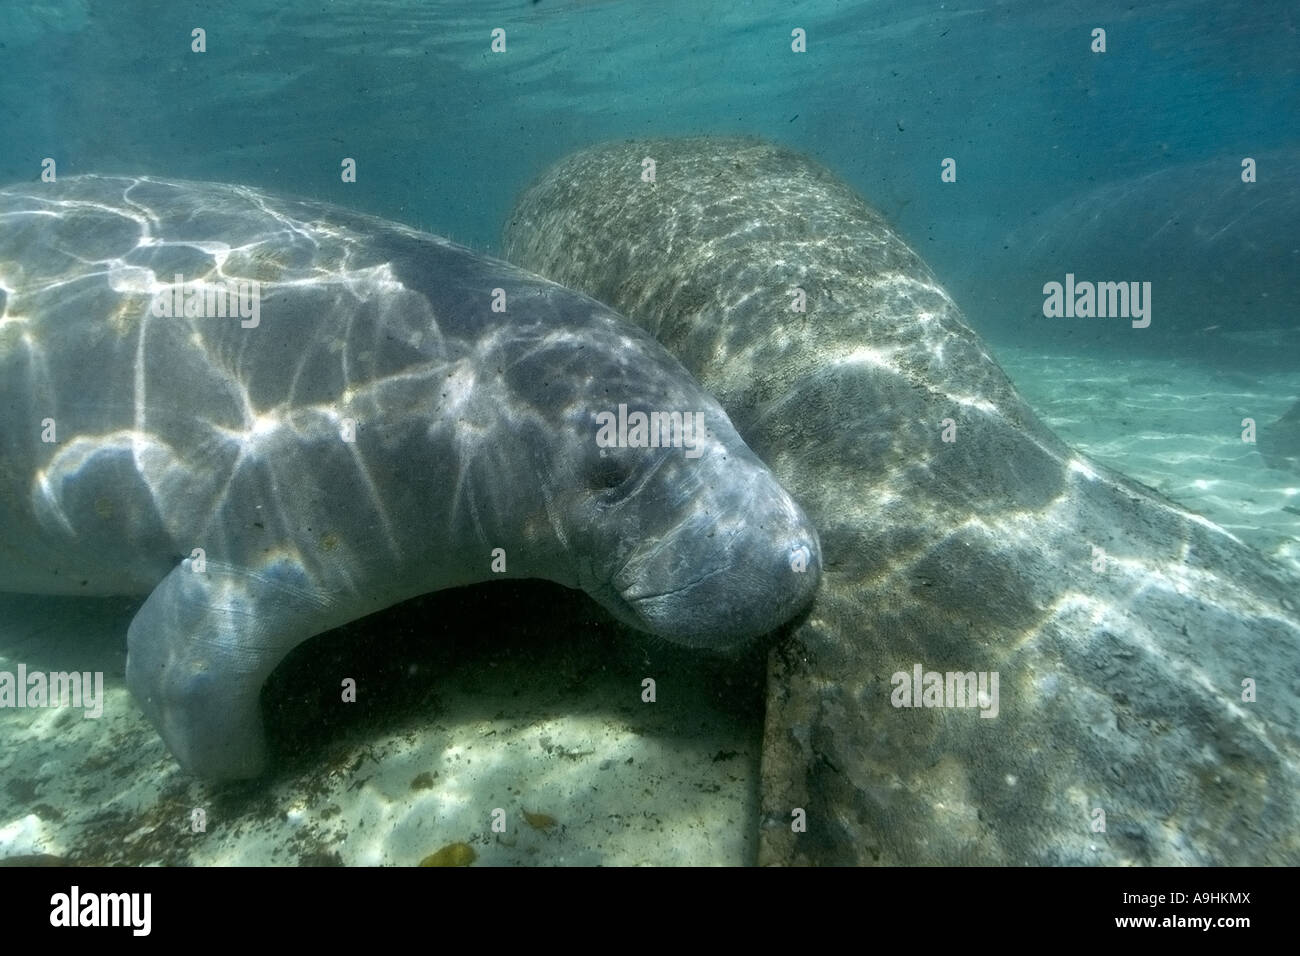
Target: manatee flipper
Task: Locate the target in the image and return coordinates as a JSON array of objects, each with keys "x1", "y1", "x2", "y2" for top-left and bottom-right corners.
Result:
[{"x1": 126, "y1": 558, "x2": 334, "y2": 780}]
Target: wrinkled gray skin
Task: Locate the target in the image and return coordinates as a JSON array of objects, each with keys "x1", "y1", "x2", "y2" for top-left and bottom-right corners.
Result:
[
  {"x1": 0, "y1": 175, "x2": 820, "y2": 781},
  {"x1": 505, "y1": 138, "x2": 1300, "y2": 865}
]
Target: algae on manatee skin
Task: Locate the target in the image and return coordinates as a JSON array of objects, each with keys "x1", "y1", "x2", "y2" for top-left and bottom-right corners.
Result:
[{"x1": 419, "y1": 843, "x2": 476, "y2": 867}]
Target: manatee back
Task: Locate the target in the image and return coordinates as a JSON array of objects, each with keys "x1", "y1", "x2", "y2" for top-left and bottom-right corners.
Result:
[{"x1": 0, "y1": 176, "x2": 490, "y2": 593}]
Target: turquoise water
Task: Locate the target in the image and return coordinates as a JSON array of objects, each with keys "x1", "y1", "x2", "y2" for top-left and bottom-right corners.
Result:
[
  {"x1": 1, "y1": 0, "x2": 1297, "y2": 866},
  {"x1": 5, "y1": 1, "x2": 1295, "y2": 352}
]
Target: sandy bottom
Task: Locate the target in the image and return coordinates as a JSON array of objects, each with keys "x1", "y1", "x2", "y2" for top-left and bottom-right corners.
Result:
[
  {"x1": 2, "y1": 345, "x2": 1296, "y2": 867},
  {"x1": 0, "y1": 584, "x2": 764, "y2": 866},
  {"x1": 995, "y1": 345, "x2": 1300, "y2": 577}
]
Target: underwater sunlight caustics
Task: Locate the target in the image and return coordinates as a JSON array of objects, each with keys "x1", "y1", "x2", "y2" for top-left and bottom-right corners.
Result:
[
  {"x1": 0, "y1": 175, "x2": 820, "y2": 782},
  {"x1": 504, "y1": 137, "x2": 1300, "y2": 867}
]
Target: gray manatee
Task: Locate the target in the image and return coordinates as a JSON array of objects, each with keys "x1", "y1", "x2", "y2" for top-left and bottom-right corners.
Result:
[
  {"x1": 0, "y1": 175, "x2": 820, "y2": 782},
  {"x1": 976, "y1": 149, "x2": 1300, "y2": 351},
  {"x1": 1261, "y1": 399, "x2": 1300, "y2": 475},
  {"x1": 504, "y1": 137, "x2": 1300, "y2": 865}
]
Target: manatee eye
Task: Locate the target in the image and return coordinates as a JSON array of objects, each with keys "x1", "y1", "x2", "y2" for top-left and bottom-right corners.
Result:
[{"x1": 589, "y1": 455, "x2": 636, "y2": 492}]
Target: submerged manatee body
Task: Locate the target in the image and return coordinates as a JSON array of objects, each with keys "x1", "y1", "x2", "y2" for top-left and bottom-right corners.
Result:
[
  {"x1": 1262, "y1": 399, "x2": 1300, "y2": 475},
  {"x1": 0, "y1": 175, "x2": 820, "y2": 781},
  {"x1": 505, "y1": 137, "x2": 1300, "y2": 865}
]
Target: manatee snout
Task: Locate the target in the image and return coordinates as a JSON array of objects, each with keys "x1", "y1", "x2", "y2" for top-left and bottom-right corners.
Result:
[
  {"x1": 615, "y1": 486, "x2": 821, "y2": 648},
  {"x1": 591, "y1": 437, "x2": 822, "y2": 649}
]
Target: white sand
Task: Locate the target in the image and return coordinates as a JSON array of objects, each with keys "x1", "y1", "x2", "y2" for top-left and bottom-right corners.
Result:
[
  {"x1": 0, "y1": 590, "x2": 762, "y2": 866},
  {"x1": 995, "y1": 345, "x2": 1300, "y2": 577}
]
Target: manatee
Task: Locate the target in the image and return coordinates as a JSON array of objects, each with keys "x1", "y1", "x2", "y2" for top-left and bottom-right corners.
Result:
[
  {"x1": 0, "y1": 174, "x2": 820, "y2": 782},
  {"x1": 1261, "y1": 399, "x2": 1300, "y2": 475},
  {"x1": 504, "y1": 137, "x2": 1300, "y2": 865},
  {"x1": 970, "y1": 149, "x2": 1300, "y2": 354}
]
